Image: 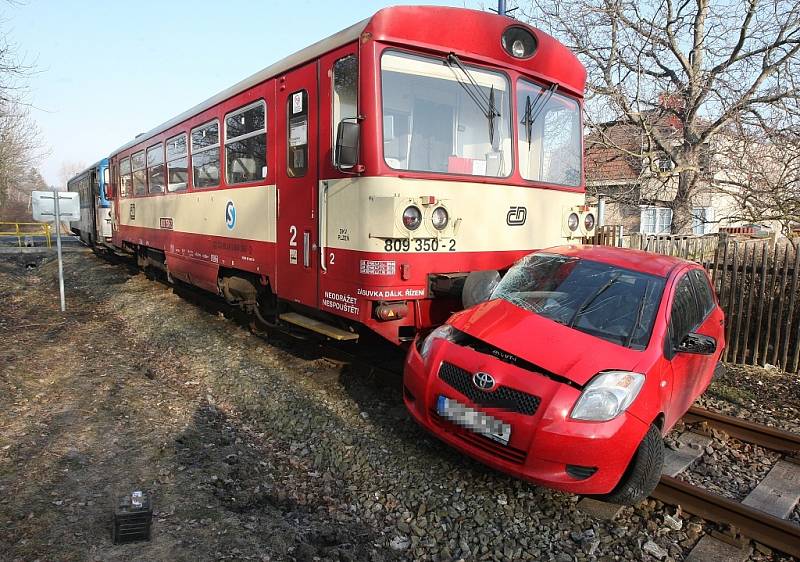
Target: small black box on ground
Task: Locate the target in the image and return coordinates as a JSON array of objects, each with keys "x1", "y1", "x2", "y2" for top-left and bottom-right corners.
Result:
[{"x1": 112, "y1": 491, "x2": 152, "y2": 544}]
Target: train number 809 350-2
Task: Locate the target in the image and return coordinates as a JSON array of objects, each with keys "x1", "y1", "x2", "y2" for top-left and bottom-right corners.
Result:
[{"x1": 383, "y1": 238, "x2": 457, "y2": 252}]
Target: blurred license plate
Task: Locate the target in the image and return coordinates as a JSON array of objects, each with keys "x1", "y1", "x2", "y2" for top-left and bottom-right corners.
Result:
[{"x1": 436, "y1": 396, "x2": 511, "y2": 445}]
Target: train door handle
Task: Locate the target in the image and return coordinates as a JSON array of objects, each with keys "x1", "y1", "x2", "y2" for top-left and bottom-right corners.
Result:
[{"x1": 303, "y1": 231, "x2": 310, "y2": 268}]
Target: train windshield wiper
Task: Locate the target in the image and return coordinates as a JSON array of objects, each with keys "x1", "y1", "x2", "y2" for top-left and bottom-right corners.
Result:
[
  {"x1": 446, "y1": 52, "x2": 501, "y2": 146},
  {"x1": 520, "y1": 84, "x2": 558, "y2": 149}
]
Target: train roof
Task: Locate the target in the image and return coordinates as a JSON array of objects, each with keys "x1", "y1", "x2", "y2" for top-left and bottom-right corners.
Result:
[
  {"x1": 67, "y1": 158, "x2": 109, "y2": 185},
  {"x1": 110, "y1": 6, "x2": 585, "y2": 157}
]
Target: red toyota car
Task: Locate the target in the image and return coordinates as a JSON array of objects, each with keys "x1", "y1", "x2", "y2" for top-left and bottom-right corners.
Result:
[{"x1": 403, "y1": 245, "x2": 724, "y2": 504}]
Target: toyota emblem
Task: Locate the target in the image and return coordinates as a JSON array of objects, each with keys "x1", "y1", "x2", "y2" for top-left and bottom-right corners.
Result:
[{"x1": 473, "y1": 371, "x2": 495, "y2": 390}]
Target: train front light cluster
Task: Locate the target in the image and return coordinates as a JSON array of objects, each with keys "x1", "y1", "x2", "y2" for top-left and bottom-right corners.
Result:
[
  {"x1": 431, "y1": 207, "x2": 449, "y2": 230},
  {"x1": 563, "y1": 206, "x2": 597, "y2": 239},
  {"x1": 402, "y1": 206, "x2": 422, "y2": 231},
  {"x1": 502, "y1": 26, "x2": 537, "y2": 59}
]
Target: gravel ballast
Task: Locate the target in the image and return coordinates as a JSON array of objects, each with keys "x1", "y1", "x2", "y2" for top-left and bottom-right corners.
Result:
[{"x1": 0, "y1": 251, "x2": 797, "y2": 561}]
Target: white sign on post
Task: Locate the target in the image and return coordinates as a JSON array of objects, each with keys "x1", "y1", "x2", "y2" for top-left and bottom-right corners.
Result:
[
  {"x1": 32, "y1": 190, "x2": 80, "y2": 222},
  {"x1": 31, "y1": 190, "x2": 81, "y2": 312}
]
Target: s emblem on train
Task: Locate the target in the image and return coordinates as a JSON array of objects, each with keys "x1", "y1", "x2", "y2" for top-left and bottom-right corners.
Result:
[
  {"x1": 506, "y1": 206, "x2": 527, "y2": 226},
  {"x1": 225, "y1": 200, "x2": 236, "y2": 230}
]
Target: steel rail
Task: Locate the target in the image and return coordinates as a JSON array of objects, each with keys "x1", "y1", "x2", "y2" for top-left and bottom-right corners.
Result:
[
  {"x1": 653, "y1": 475, "x2": 800, "y2": 558},
  {"x1": 684, "y1": 405, "x2": 800, "y2": 455}
]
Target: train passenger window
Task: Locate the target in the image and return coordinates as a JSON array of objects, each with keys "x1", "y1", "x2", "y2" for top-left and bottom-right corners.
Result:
[
  {"x1": 131, "y1": 151, "x2": 147, "y2": 196},
  {"x1": 287, "y1": 90, "x2": 308, "y2": 177},
  {"x1": 166, "y1": 133, "x2": 188, "y2": 192},
  {"x1": 332, "y1": 55, "x2": 357, "y2": 165},
  {"x1": 191, "y1": 120, "x2": 220, "y2": 188},
  {"x1": 147, "y1": 144, "x2": 165, "y2": 194},
  {"x1": 225, "y1": 100, "x2": 266, "y2": 184},
  {"x1": 120, "y1": 157, "x2": 132, "y2": 198},
  {"x1": 517, "y1": 78, "x2": 581, "y2": 186}
]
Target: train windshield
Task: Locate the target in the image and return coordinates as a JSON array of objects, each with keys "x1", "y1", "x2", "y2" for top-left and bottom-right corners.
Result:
[
  {"x1": 491, "y1": 253, "x2": 665, "y2": 349},
  {"x1": 381, "y1": 50, "x2": 512, "y2": 177},
  {"x1": 517, "y1": 79, "x2": 582, "y2": 186}
]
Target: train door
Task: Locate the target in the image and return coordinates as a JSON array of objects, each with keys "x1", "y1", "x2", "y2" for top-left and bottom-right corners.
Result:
[{"x1": 276, "y1": 61, "x2": 319, "y2": 306}]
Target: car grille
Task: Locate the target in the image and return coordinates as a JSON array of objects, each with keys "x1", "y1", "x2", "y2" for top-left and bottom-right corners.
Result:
[
  {"x1": 438, "y1": 362, "x2": 541, "y2": 416},
  {"x1": 430, "y1": 409, "x2": 528, "y2": 465}
]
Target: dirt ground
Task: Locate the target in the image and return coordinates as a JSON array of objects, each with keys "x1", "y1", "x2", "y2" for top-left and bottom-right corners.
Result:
[{"x1": 0, "y1": 250, "x2": 797, "y2": 562}]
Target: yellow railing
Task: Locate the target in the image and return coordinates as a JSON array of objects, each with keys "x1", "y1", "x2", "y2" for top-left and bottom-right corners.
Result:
[{"x1": 0, "y1": 222, "x2": 52, "y2": 248}]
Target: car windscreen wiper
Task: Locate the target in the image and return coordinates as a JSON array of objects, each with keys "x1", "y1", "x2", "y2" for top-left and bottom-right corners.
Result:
[
  {"x1": 625, "y1": 280, "x2": 654, "y2": 348},
  {"x1": 520, "y1": 84, "x2": 558, "y2": 149},
  {"x1": 569, "y1": 272, "x2": 622, "y2": 328},
  {"x1": 446, "y1": 53, "x2": 501, "y2": 146}
]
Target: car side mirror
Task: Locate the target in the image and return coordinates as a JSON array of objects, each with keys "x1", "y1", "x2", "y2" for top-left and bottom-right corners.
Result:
[
  {"x1": 335, "y1": 120, "x2": 360, "y2": 171},
  {"x1": 676, "y1": 332, "x2": 717, "y2": 355}
]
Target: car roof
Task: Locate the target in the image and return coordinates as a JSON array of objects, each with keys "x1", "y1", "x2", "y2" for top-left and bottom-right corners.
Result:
[{"x1": 541, "y1": 245, "x2": 694, "y2": 278}]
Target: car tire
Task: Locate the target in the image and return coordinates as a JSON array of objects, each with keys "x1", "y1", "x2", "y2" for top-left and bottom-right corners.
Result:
[{"x1": 593, "y1": 423, "x2": 663, "y2": 506}]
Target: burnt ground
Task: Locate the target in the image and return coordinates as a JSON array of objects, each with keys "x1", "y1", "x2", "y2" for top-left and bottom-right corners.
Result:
[{"x1": 0, "y1": 250, "x2": 798, "y2": 562}]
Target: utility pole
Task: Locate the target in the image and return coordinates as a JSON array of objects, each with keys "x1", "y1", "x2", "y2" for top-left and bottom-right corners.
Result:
[{"x1": 498, "y1": 0, "x2": 507, "y2": 16}]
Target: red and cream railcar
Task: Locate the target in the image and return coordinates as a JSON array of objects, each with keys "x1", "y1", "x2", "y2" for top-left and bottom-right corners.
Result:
[{"x1": 106, "y1": 6, "x2": 594, "y2": 344}]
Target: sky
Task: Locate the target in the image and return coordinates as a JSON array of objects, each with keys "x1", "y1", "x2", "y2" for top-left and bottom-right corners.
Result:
[{"x1": 3, "y1": 0, "x2": 486, "y2": 186}]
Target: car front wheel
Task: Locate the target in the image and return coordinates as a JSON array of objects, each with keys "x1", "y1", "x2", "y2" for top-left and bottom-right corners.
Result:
[{"x1": 592, "y1": 423, "x2": 663, "y2": 505}]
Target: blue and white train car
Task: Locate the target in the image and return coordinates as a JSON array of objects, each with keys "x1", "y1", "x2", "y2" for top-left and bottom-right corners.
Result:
[{"x1": 67, "y1": 158, "x2": 112, "y2": 246}]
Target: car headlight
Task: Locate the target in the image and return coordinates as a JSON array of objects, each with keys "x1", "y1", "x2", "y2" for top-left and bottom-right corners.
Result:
[
  {"x1": 567, "y1": 212, "x2": 579, "y2": 231},
  {"x1": 431, "y1": 206, "x2": 449, "y2": 230},
  {"x1": 570, "y1": 371, "x2": 645, "y2": 421},
  {"x1": 403, "y1": 205, "x2": 422, "y2": 230},
  {"x1": 419, "y1": 324, "x2": 459, "y2": 359}
]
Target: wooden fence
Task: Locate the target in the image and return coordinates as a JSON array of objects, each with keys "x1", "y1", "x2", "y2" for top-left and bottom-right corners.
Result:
[{"x1": 589, "y1": 226, "x2": 800, "y2": 373}]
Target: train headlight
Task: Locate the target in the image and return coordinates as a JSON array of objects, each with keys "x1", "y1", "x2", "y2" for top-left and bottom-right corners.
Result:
[
  {"x1": 567, "y1": 212, "x2": 580, "y2": 232},
  {"x1": 584, "y1": 213, "x2": 596, "y2": 231},
  {"x1": 402, "y1": 205, "x2": 422, "y2": 231},
  {"x1": 431, "y1": 207, "x2": 449, "y2": 230},
  {"x1": 502, "y1": 27, "x2": 537, "y2": 59}
]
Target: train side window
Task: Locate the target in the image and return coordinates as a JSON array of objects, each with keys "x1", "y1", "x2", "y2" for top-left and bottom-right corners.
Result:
[
  {"x1": 131, "y1": 151, "x2": 147, "y2": 196},
  {"x1": 332, "y1": 55, "x2": 357, "y2": 165},
  {"x1": 147, "y1": 144, "x2": 165, "y2": 194},
  {"x1": 191, "y1": 120, "x2": 220, "y2": 188},
  {"x1": 166, "y1": 133, "x2": 188, "y2": 192},
  {"x1": 120, "y1": 157, "x2": 132, "y2": 198},
  {"x1": 225, "y1": 100, "x2": 266, "y2": 184},
  {"x1": 287, "y1": 90, "x2": 308, "y2": 177}
]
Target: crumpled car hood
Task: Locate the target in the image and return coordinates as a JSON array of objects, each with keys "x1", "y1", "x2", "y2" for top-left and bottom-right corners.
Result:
[{"x1": 447, "y1": 299, "x2": 645, "y2": 387}]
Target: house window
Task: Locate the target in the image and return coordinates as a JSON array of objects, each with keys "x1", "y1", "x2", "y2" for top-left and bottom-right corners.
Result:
[
  {"x1": 657, "y1": 154, "x2": 672, "y2": 172},
  {"x1": 640, "y1": 206, "x2": 673, "y2": 234},
  {"x1": 692, "y1": 207, "x2": 715, "y2": 235}
]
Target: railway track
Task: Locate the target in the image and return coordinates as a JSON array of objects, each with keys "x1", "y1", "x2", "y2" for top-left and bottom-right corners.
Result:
[
  {"x1": 655, "y1": 406, "x2": 800, "y2": 558},
  {"x1": 98, "y1": 249, "x2": 800, "y2": 559}
]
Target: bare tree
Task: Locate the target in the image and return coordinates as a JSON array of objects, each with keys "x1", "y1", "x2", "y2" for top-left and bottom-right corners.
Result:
[
  {"x1": 712, "y1": 114, "x2": 800, "y2": 234},
  {"x1": 522, "y1": 0, "x2": 800, "y2": 233},
  {"x1": 0, "y1": 100, "x2": 39, "y2": 209},
  {"x1": 57, "y1": 160, "x2": 86, "y2": 188}
]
